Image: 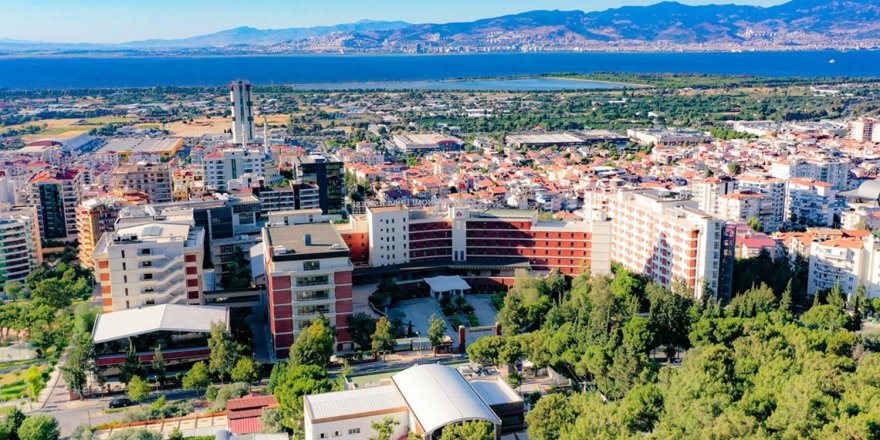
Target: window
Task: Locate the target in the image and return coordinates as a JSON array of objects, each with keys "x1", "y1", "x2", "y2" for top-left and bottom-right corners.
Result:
[
  {"x1": 348, "y1": 428, "x2": 360, "y2": 435},
  {"x1": 303, "y1": 261, "x2": 320, "y2": 271},
  {"x1": 143, "y1": 274, "x2": 153, "y2": 280}
]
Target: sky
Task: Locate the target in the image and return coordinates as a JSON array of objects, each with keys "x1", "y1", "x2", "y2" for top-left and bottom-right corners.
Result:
[{"x1": 1, "y1": 0, "x2": 787, "y2": 44}]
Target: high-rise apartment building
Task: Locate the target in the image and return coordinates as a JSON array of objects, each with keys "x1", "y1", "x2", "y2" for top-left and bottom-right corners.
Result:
[
  {"x1": 93, "y1": 221, "x2": 206, "y2": 312},
  {"x1": 77, "y1": 196, "x2": 128, "y2": 269},
  {"x1": 262, "y1": 222, "x2": 354, "y2": 357},
  {"x1": 204, "y1": 148, "x2": 265, "y2": 191},
  {"x1": 0, "y1": 207, "x2": 42, "y2": 284},
  {"x1": 786, "y1": 178, "x2": 842, "y2": 227},
  {"x1": 850, "y1": 118, "x2": 880, "y2": 142},
  {"x1": 110, "y1": 162, "x2": 173, "y2": 204},
  {"x1": 27, "y1": 168, "x2": 83, "y2": 241},
  {"x1": 294, "y1": 155, "x2": 345, "y2": 215},
  {"x1": 230, "y1": 80, "x2": 255, "y2": 145},
  {"x1": 589, "y1": 189, "x2": 733, "y2": 300}
]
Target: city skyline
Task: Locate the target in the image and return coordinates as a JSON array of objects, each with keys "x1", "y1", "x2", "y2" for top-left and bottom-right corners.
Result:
[{"x1": 1, "y1": 0, "x2": 787, "y2": 44}]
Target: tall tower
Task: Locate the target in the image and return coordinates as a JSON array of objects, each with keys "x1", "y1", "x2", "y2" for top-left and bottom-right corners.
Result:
[{"x1": 230, "y1": 79, "x2": 255, "y2": 145}]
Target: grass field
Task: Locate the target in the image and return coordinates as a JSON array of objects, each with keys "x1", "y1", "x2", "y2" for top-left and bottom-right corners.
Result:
[{"x1": 0, "y1": 364, "x2": 48, "y2": 402}]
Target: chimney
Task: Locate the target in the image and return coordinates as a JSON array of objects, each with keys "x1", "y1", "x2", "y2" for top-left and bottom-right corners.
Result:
[{"x1": 304, "y1": 233, "x2": 312, "y2": 246}]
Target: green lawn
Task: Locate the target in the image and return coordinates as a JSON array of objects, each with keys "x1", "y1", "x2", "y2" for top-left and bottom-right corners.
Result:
[
  {"x1": 83, "y1": 117, "x2": 135, "y2": 125},
  {"x1": 0, "y1": 364, "x2": 48, "y2": 402}
]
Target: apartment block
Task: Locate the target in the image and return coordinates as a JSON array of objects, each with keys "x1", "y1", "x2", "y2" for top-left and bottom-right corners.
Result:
[
  {"x1": 263, "y1": 222, "x2": 354, "y2": 357},
  {"x1": 294, "y1": 155, "x2": 345, "y2": 215},
  {"x1": 93, "y1": 221, "x2": 205, "y2": 312},
  {"x1": 110, "y1": 162, "x2": 173, "y2": 204},
  {"x1": 27, "y1": 168, "x2": 83, "y2": 241},
  {"x1": 204, "y1": 148, "x2": 266, "y2": 191},
  {"x1": 786, "y1": 178, "x2": 842, "y2": 227},
  {"x1": 592, "y1": 189, "x2": 732, "y2": 300},
  {"x1": 0, "y1": 208, "x2": 42, "y2": 284},
  {"x1": 736, "y1": 175, "x2": 787, "y2": 230},
  {"x1": 76, "y1": 196, "x2": 129, "y2": 269}
]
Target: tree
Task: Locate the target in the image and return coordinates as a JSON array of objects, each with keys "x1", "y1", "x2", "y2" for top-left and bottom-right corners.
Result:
[
  {"x1": 127, "y1": 376, "x2": 150, "y2": 403},
  {"x1": 427, "y1": 314, "x2": 447, "y2": 353},
  {"x1": 348, "y1": 313, "x2": 377, "y2": 350},
  {"x1": 208, "y1": 322, "x2": 239, "y2": 381},
  {"x1": 17, "y1": 415, "x2": 59, "y2": 440},
  {"x1": 727, "y1": 161, "x2": 741, "y2": 176},
  {"x1": 647, "y1": 284, "x2": 693, "y2": 362},
  {"x1": 26, "y1": 365, "x2": 43, "y2": 404},
  {"x1": 4, "y1": 281, "x2": 24, "y2": 301},
  {"x1": 63, "y1": 332, "x2": 99, "y2": 397},
  {"x1": 274, "y1": 364, "x2": 334, "y2": 436},
  {"x1": 182, "y1": 361, "x2": 210, "y2": 398},
  {"x1": 30, "y1": 279, "x2": 72, "y2": 310},
  {"x1": 106, "y1": 430, "x2": 162, "y2": 440},
  {"x1": 369, "y1": 417, "x2": 400, "y2": 440},
  {"x1": 69, "y1": 424, "x2": 94, "y2": 440},
  {"x1": 526, "y1": 394, "x2": 578, "y2": 440},
  {"x1": 221, "y1": 248, "x2": 252, "y2": 289},
  {"x1": 231, "y1": 357, "x2": 260, "y2": 385},
  {"x1": 371, "y1": 317, "x2": 396, "y2": 358},
  {"x1": 747, "y1": 217, "x2": 764, "y2": 233},
  {"x1": 290, "y1": 319, "x2": 335, "y2": 367},
  {"x1": 119, "y1": 339, "x2": 143, "y2": 385},
  {"x1": 438, "y1": 420, "x2": 494, "y2": 440},
  {"x1": 151, "y1": 345, "x2": 166, "y2": 386},
  {"x1": 260, "y1": 408, "x2": 285, "y2": 434},
  {"x1": 802, "y1": 304, "x2": 849, "y2": 331},
  {"x1": 267, "y1": 361, "x2": 288, "y2": 394}
]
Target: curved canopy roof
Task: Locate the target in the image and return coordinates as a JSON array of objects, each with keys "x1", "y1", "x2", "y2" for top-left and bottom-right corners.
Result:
[
  {"x1": 392, "y1": 364, "x2": 501, "y2": 434},
  {"x1": 92, "y1": 304, "x2": 228, "y2": 344},
  {"x1": 841, "y1": 179, "x2": 880, "y2": 202}
]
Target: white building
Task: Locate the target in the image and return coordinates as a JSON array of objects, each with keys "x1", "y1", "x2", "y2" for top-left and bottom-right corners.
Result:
[
  {"x1": 626, "y1": 128, "x2": 712, "y2": 145},
  {"x1": 230, "y1": 80, "x2": 255, "y2": 145},
  {"x1": 589, "y1": 189, "x2": 730, "y2": 299},
  {"x1": 93, "y1": 221, "x2": 206, "y2": 312},
  {"x1": 737, "y1": 175, "x2": 787, "y2": 230},
  {"x1": 770, "y1": 157, "x2": 852, "y2": 191},
  {"x1": 0, "y1": 208, "x2": 43, "y2": 284},
  {"x1": 786, "y1": 178, "x2": 841, "y2": 227},
  {"x1": 204, "y1": 148, "x2": 266, "y2": 191},
  {"x1": 850, "y1": 118, "x2": 880, "y2": 142},
  {"x1": 690, "y1": 177, "x2": 736, "y2": 216},
  {"x1": 367, "y1": 206, "x2": 410, "y2": 267},
  {"x1": 304, "y1": 364, "x2": 510, "y2": 440},
  {"x1": 392, "y1": 134, "x2": 463, "y2": 154}
]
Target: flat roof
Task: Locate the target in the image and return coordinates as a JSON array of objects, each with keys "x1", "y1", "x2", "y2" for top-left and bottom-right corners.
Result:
[
  {"x1": 265, "y1": 223, "x2": 350, "y2": 260},
  {"x1": 469, "y1": 380, "x2": 523, "y2": 406},
  {"x1": 92, "y1": 304, "x2": 227, "y2": 344},
  {"x1": 305, "y1": 385, "x2": 407, "y2": 422},
  {"x1": 100, "y1": 137, "x2": 182, "y2": 154}
]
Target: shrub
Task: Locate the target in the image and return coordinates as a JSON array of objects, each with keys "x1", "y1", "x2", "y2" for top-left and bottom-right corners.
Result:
[{"x1": 209, "y1": 383, "x2": 249, "y2": 412}]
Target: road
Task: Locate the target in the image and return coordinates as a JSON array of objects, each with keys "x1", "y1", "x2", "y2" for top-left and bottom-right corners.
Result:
[{"x1": 33, "y1": 372, "x2": 198, "y2": 437}]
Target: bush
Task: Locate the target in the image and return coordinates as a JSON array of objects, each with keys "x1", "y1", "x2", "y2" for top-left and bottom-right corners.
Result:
[
  {"x1": 122, "y1": 398, "x2": 193, "y2": 423},
  {"x1": 18, "y1": 415, "x2": 60, "y2": 440},
  {"x1": 106, "y1": 429, "x2": 162, "y2": 440},
  {"x1": 491, "y1": 293, "x2": 505, "y2": 311},
  {"x1": 467, "y1": 314, "x2": 480, "y2": 327},
  {"x1": 209, "y1": 383, "x2": 249, "y2": 412}
]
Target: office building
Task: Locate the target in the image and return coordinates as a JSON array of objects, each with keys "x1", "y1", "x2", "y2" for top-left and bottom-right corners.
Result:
[
  {"x1": 262, "y1": 222, "x2": 354, "y2": 357},
  {"x1": 93, "y1": 221, "x2": 206, "y2": 312},
  {"x1": 110, "y1": 162, "x2": 173, "y2": 204},
  {"x1": 27, "y1": 168, "x2": 83, "y2": 241},
  {"x1": 230, "y1": 80, "x2": 255, "y2": 145},
  {"x1": 294, "y1": 155, "x2": 345, "y2": 215}
]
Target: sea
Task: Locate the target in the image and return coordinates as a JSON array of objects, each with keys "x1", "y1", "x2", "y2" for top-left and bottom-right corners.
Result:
[{"x1": 0, "y1": 50, "x2": 878, "y2": 90}]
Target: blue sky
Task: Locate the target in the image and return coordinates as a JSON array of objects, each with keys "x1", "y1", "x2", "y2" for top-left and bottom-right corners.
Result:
[{"x1": 1, "y1": 0, "x2": 786, "y2": 43}]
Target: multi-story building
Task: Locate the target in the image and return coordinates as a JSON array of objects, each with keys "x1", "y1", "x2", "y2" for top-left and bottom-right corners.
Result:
[
  {"x1": 770, "y1": 157, "x2": 852, "y2": 191},
  {"x1": 626, "y1": 128, "x2": 712, "y2": 145},
  {"x1": 786, "y1": 178, "x2": 841, "y2": 227},
  {"x1": 76, "y1": 196, "x2": 128, "y2": 269},
  {"x1": 717, "y1": 191, "x2": 782, "y2": 232},
  {"x1": 590, "y1": 189, "x2": 732, "y2": 300},
  {"x1": 0, "y1": 208, "x2": 42, "y2": 284},
  {"x1": 27, "y1": 168, "x2": 83, "y2": 241},
  {"x1": 262, "y1": 222, "x2": 354, "y2": 357},
  {"x1": 204, "y1": 148, "x2": 266, "y2": 191},
  {"x1": 367, "y1": 206, "x2": 410, "y2": 267},
  {"x1": 850, "y1": 118, "x2": 880, "y2": 142},
  {"x1": 110, "y1": 162, "x2": 173, "y2": 204},
  {"x1": 294, "y1": 155, "x2": 345, "y2": 215},
  {"x1": 230, "y1": 80, "x2": 255, "y2": 145},
  {"x1": 392, "y1": 134, "x2": 464, "y2": 154},
  {"x1": 93, "y1": 221, "x2": 206, "y2": 312},
  {"x1": 172, "y1": 166, "x2": 206, "y2": 201},
  {"x1": 737, "y1": 175, "x2": 787, "y2": 229},
  {"x1": 690, "y1": 176, "x2": 736, "y2": 216},
  {"x1": 808, "y1": 237, "x2": 865, "y2": 296},
  {"x1": 253, "y1": 182, "x2": 320, "y2": 215}
]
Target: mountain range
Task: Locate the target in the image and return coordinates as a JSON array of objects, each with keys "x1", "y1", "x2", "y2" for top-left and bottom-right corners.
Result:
[{"x1": 2, "y1": 0, "x2": 879, "y2": 54}]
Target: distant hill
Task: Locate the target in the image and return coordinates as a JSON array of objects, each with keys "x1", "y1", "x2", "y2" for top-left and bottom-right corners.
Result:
[{"x1": 2, "y1": 0, "x2": 879, "y2": 54}]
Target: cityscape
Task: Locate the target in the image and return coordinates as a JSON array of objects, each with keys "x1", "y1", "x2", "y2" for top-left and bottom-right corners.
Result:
[{"x1": 2, "y1": 1, "x2": 880, "y2": 440}]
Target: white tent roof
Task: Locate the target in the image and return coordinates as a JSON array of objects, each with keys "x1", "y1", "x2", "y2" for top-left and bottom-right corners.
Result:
[
  {"x1": 424, "y1": 275, "x2": 471, "y2": 293},
  {"x1": 392, "y1": 364, "x2": 500, "y2": 434},
  {"x1": 92, "y1": 304, "x2": 228, "y2": 343}
]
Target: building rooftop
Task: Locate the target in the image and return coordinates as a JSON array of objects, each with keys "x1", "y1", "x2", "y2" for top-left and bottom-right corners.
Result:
[
  {"x1": 265, "y1": 222, "x2": 350, "y2": 260},
  {"x1": 100, "y1": 137, "x2": 182, "y2": 154},
  {"x1": 92, "y1": 304, "x2": 228, "y2": 344},
  {"x1": 304, "y1": 385, "x2": 407, "y2": 423}
]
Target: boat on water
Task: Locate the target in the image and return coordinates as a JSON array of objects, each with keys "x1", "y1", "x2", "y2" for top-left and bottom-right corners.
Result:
[{"x1": 829, "y1": 58, "x2": 837, "y2": 64}]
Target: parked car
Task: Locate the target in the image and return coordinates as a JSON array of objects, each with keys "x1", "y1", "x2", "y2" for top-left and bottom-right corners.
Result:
[{"x1": 108, "y1": 398, "x2": 133, "y2": 409}]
